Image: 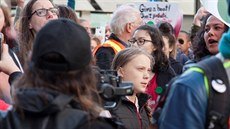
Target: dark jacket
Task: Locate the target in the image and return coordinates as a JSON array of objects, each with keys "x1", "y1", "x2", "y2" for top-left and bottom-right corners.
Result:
[
  {"x1": 0, "y1": 88, "x2": 118, "y2": 129},
  {"x1": 169, "y1": 57, "x2": 183, "y2": 75},
  {"x1": 94, "y1": 33, "x2": 129, "y2": 70},
  {"x1": 110, "y1": 93, "x2": 151, "y2": 129},
  {"x1": 156, "y1": 65, "x2": 176, "y2": 90},
  {"x1": 158, "y1": 68, "x2": 208, "y2": 129}
]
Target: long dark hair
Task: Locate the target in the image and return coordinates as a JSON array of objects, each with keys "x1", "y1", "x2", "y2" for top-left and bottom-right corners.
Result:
[
  {"x1": 135, "y1": 25, "x2": 169, "y2": 73},
  {"x1": 157, "y1": 22, "x2": 177, "y2": 59},
  {"x1": 13, "y1": 59, "x2": 103, "y2": 117}
]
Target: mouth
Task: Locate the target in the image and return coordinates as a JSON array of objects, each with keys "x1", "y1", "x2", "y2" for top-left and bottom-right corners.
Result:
[
  {"x1": 208, "y1": 39, "x2": 218, "y2": 44},
  {"x1": 141, "y1": 82, "x2": 148, "y2": 86}
]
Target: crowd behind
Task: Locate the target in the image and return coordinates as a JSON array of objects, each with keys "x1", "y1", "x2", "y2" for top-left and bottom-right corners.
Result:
[{"x1": 0, "y1": 0, "x2": 229, "y2": 129}]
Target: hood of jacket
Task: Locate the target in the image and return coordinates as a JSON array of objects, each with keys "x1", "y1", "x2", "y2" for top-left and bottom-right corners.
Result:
[{"x1": 14, "y1": 88, "x2": 75, "y2": 115}]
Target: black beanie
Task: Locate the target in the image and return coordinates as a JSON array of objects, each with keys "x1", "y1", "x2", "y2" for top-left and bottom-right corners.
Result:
[{"x1": 31, "y1": 18, "x2": 91, "y2": 71}]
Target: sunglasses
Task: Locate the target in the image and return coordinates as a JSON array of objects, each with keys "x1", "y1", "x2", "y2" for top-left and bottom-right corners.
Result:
[{"x1": 178, "y1": 39, "x2": 184, "y2": 45}]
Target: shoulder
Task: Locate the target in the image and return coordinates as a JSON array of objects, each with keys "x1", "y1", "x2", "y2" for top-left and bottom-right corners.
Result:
[
  {"x1": 95, "y1": 46, "x2": 115, "y2": 55},
  {"x1": 79, "y1": 117, "x2": 121, "y2": 129},
  {"x1": 158, "y1": 70, "x2": 208, "y2": 129}
]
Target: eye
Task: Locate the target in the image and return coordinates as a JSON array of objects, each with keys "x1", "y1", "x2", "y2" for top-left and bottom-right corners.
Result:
[
  {"x1": 138, "y1": 39, "x2": 145, "y2": 45},
  {"x1": 128, "y1": 39, "x2": 136, "y2": 44},
  {"x1": 50, "y1": 8, "x2": 58, "y2": 14},
  {"x1": 214, "y1": 26, "x2": 223, "y2": 31},
  {"x1": 204, "y1": 27, "x2": 210, "y2": 33},
  {"x1": 36, "y1": 9, "x2": 46, "y2": 16},
  {"x1": 137, "y1": 67, "x2": 145, "y2": 71}
]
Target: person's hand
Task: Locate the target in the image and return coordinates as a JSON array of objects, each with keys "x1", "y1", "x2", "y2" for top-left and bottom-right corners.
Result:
[
  {"x1": 193, "y1": 7, "x2": 209, "y2": 27},
  {"x1": 16, "y1": 0, "x2": 24, "y2": 8},
  {"x1": 0, "y1": 44, "x2": 20, "y2": 75}
]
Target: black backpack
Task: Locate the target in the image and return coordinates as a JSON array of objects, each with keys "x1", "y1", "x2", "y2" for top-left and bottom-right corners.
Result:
[{"x1": 152, "y1": 56, "x2": 230, "y2": 129}]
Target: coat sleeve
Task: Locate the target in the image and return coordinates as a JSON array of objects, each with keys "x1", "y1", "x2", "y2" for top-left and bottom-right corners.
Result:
[{"x1": 158, "y1": 72, "x2": 208, "y2": 129}]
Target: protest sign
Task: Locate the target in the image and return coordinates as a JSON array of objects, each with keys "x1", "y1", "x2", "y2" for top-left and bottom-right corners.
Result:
[{"x1": 133, "y1": 2, "x2": 183, "y2": 37}]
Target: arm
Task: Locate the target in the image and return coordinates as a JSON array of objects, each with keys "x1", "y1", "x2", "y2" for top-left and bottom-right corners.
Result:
[
  {"x1": 190, "y1": 7, "x2": 209, "y2": 43},
  {"x1": 0, "y1": 44, "x2": 22, "y2": 85}
]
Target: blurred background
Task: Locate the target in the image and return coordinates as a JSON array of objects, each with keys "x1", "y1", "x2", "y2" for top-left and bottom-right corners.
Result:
[{"x1": 5, "y1": 0, "x2": 201, "y2": 33}]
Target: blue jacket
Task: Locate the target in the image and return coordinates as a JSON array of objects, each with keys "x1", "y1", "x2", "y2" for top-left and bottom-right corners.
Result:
[{"x1": 158, "y1": 70, "x2": 208, "y2": 129}]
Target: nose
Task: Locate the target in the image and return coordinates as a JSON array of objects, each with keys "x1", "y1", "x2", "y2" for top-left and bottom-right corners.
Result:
[
  {"x1": 143, "y1": 71, "x2": 150, "y2": 80},
  {"x1": 207, "y1": 28, "x2": 214, "y2": 37},
  {"x1": 46, "y1": 10, "x2": 55, "y2": 19}
]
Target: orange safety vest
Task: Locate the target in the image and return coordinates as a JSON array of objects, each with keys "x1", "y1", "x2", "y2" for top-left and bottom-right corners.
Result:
[{"x1": 92, "y1": 39, "x2": 126, "y2": 56}]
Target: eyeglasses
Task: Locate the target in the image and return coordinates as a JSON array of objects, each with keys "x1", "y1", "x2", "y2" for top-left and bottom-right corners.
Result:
[
  {"x1": 128, "y1": 39, "x2": 152, "y2": 46},
  {"x1": 30, "y1": 8, "x2": 59, "y2": 18},
  {"x1": 178, "y1": 39, "x2": 184, "y2": 45}
]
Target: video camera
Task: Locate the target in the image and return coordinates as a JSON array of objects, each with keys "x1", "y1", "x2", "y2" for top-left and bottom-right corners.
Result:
[{"x1": 97, "y1": 70, "x2": 134, "y2": 110}]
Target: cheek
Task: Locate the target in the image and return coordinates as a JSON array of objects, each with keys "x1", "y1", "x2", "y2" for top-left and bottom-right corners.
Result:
[
  {"x1": 30, "y1": 19, "x2": 47, "y2": 32},
  {"x1": 204, "y1": 32, "x2": 208, "y2": 43},
  {"x1": 217, "y1": 31, "x2": 226, "y2": 41},
  {"x1": 122, "y1": 70, "x2": 140, "y2": 83}
]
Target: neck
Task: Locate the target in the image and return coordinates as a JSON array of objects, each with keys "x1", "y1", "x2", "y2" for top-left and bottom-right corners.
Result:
[
  {"x1": 116, "y1": 33, "x2": 130, "y2": 45},
  {"x1": 127, "y1": 94, "x2": 136, "y2": 103}
]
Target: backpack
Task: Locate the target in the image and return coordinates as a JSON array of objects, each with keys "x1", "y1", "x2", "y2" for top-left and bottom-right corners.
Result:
[{"x1": 152, "y1": 56, "x2": 230, "y2": 129}]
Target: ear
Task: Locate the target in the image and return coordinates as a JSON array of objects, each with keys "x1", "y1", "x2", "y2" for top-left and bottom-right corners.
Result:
[
  {"x1": 29, "y1": 23, "x2": 32, "y2": 29},
  {"x1": 117, "y1": 67, "x2": 125, "y2": 77},
  {"x1": 188, "y1": 41, "x2": 192, "y2": 47},
  {"x1": 151, "y1": 45, "x2": 156, "y2": 52},
  {"x1": 125, "y1": 23, "x2": 132, "y2": 33},
  {"x1": 169, "y1": 46, "x2": 173, "y2": 53}
]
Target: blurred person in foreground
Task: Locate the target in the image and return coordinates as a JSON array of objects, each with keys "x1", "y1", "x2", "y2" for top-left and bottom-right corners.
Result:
[
  {"x1": 158, "y1": 1, "x2": 230, "y2": 128},
  {"x1": 0, "y1": 18, "x2": 119, "y2": 129}
]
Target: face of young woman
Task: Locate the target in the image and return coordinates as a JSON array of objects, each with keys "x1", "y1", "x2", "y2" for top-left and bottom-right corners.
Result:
[
  {"x1": 132, "y1": 30, "x2": 155, "y2": 54},
  {"x1": 29, "y1": 0, "x2": 58, "y2": 33},
  {"x1": 118, "y1": 54, "x2": 151, "y2": 94},
  {"x1": 204, "y1": 15, "x2": 227, "y2": 54}
]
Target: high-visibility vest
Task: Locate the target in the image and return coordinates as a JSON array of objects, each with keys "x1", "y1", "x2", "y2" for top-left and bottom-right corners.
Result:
[{"x1": 93, "y1": 39, "x2": 126, "y2": 56}]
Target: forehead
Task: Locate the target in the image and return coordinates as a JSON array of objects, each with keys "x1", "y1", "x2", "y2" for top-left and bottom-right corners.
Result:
[
  {"x1": 178, "y1": 32, "x2": 188, "y2": 39},
  {"x1": 125, "y1": 54, "x2": 151, "y2": 67},
  {"x1": 134, "y1": 30, "x2": 150, "y2": 37},
  {"x1": 32, "y1": 0, "x2": 54, "y2": 10},
  {"x1": 206, "y1": 15, "x2": 224, "y2": 26}
]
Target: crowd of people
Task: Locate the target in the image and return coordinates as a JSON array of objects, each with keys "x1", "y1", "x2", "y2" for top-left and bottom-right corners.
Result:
[{"x1": 0, "y1": 0, "x2": 230, "y2": 129}]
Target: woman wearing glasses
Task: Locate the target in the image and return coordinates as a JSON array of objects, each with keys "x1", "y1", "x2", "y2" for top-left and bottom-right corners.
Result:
[
  {"x1": 129, "y1": 25, "x2": 176, "y2": 111},
  {"x1": 18, "y1": 0, "x2": 59, "y2": 66}
]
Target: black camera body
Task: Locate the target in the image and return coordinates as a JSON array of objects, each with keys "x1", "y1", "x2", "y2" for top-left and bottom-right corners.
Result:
[{"x1": 98, "y1": 70, "x2": 134, "y2": 110}]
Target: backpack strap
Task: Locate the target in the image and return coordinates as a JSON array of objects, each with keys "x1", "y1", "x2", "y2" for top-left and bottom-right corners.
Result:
[{"x1": 194, "y1": 57, "x2": 230, "y2": 129}]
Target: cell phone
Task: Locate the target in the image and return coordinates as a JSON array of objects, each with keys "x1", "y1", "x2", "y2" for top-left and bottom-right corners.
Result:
[{"x1": 0, "y1": 33, "x2": 4, "y2": 60}]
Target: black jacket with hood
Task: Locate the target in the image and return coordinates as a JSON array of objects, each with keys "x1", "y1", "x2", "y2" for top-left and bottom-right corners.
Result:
[{"x1": 0, "y1": 88, "x2": 118, "y2": 129}]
